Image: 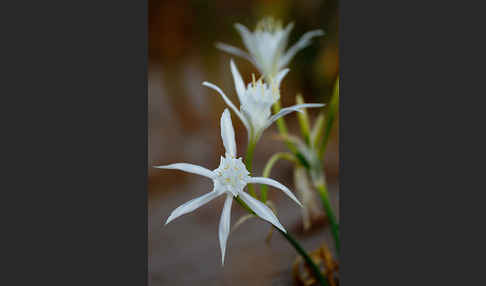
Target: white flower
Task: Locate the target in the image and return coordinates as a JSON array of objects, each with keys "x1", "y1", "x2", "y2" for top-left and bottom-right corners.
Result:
[
  {"x1": 154, "y1": 109, "x2": 302, "y2": 265},
  {"x1": 203, "y1": 60, "x2": 324, "y2": 143},
  {"x1": 216, "y1": 17, "x2": 324, "y2": 78}
]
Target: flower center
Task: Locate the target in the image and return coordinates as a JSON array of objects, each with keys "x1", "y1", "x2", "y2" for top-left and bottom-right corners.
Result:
[
  {"x1": 214, "y1": 156, "x2": 250, "y2": 196},
  {"x1": 240, "y1": 80, "x2": 278, "y2": 132},
  {"x1": 255, "y1": 17, "x2": 283, "y2": 33}
]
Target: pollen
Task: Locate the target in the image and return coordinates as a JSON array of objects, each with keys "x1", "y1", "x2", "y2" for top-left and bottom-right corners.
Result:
[
  {"x1": 256, "y1": 17, "x2": 282, "y2": 33},
  {"x1": 215, "y1": 156, "x2": 250, "y2": 196}
]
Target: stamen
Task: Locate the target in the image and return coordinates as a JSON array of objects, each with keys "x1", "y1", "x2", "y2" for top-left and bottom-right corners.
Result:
[{"x1": 256, "y1": 17, "x2": 282, "y2": 32}]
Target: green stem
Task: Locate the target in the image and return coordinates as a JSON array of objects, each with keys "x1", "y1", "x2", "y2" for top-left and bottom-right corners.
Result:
[
  {"x1": 260, "y1": 152, "x2": 297, "y2": 203},
  {"x1": 315, "y1": 182, "x2": 340, "y2": 252},
  {"x1": 233, "y1": 197, "x2": 328, "y2": 286},
  {"x1": 319, "y1": 78, "x2": 339, "y2": 159},
  {"x1": 296, "y1": 94, "x2": 311, "y2": 145},
  {"x1": 245, "y1": 140, "x2": 257, "y2": 197},
  {"x1": 277, "y1": 228, "x2": 329, "y2": 286}
]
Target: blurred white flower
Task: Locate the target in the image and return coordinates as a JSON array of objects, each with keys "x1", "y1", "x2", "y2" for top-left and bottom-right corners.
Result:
[
  {"x1": 154, "y1": 109, "x2": 302, "y2": 265},
  {"x1": 294, "y1": 166, "x2": 322, "y2": 231},
  {"x1": 216, "y1": 17, "x2": 324, "y2": 78},
  {"x1": 203, "y1": 60, "x2": 324, "y2": 143}
]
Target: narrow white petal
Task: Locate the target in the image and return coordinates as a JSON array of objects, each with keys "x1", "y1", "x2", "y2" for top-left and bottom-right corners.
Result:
[
  {"x1": 273, "y1": 68, "x2": 290, "y2": 88},
  {"x1": 248, "y1": 177, "x2": 302, "y2": 207},
  {"x1": 274, "y1": 22, "x2": 295, "y2": 56},
  {"x1": 219, "y1": 194, "x2": 233, "y2": 265},
  {"x1": 230, "y1": 59, "x2": 246, "y2": 104},
  {"x1": 154, "y1": 163, "x2": 214, "y2": 179},
  {"x1": 234, "y1": 23, "x2": 255, "y2": 53},
  {"x1": 216, "y1": 43, "x2": 255, "y2": 65},
  {"x1": 239, "y1": 191, "x2": 286, "y2": 233},
  {"x1": 220, "y1": 109, "x2": 237, "y2": 157},
  {"x1": 165, "y1": 191, "x2": 221, "y2": 224},
  {"x1": 283, "y1": 22, "x2": 295, "y2": 38},
  {"x1": 264, "y1": 103, "x2": 325, "y2": 131},
  {"x1": 202, "y1": 81, "x2": 251, "y2": 131},
  {"x1": 278, "y1": 29, "x2": 325, "y2": 69}
]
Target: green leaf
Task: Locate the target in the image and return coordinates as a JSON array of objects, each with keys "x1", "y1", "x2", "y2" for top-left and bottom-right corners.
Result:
[
  {"x1": 295, "y1": 94, "x2": 311, "y2": 145},
  {"x1": 319, "y1": 78, "x2": 339, "y2": 159},
  {"x1": 310, "y1": 111, "x2": 325, "y2": 150}
]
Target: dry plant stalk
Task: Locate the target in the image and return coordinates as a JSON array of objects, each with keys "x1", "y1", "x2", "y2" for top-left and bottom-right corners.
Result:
[{"x1": 292, "y1": 243, "x2": 339, "y2": 286}]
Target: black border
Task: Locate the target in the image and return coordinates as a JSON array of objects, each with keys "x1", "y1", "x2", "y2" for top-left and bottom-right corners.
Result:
[
  {"x1": 3, "y1": 0, "x2": 482, "y2": 284},
  {"x1": 2, "y1": 0, "x2": 148, "y2": 284}
]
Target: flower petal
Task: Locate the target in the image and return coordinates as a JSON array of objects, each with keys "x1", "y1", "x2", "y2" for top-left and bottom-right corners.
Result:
[
  {"x1": 202, "y1": 81, "x2": 251, "y2": 131},
  {"x1": 234, "y1": 23, "x2": 255, "y2": 55},
  {"x1": 154, "y1": 163, "x2": 214, "y2": 179},
  {"x1": 220, "y1": 108, "x2": 237, "y2": 157},
  {"x1": 219, "y1": 194, "x2": 233, "y2": 265},
  {"x1": 216, "y1": 43, "x2": 255, "y2": 65},
  {"x1": 248, "y1": 177, "x2": 302, "y2": 207},
  {"x1": 281, "y1": 22, "x2": 295, "y2": 43},
  {"x1": 272, "y1": 68, "x2": 290, "y2": 88},
  {"x1": 274, "y1": 22, "x2": 295, "y2": 59},
  {"x1": 264, "y1": 103, "x2": 325, "y2": 130},
  {"x1": 230, "y1": 59, "x2": 246, "y2": 104},
  {"x1": 278, "y1": 29, "x2": 325, "y2": 69},
  {"x1": 165, "y1": 191, "x2": 221, "y2": 225},
  {"x1": 239, "y1": 191, "x2": 286, "y2": 233}
]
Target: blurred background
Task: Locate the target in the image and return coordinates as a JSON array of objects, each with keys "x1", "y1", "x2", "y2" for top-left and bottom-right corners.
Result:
[{"x1": 149, "y1": 0, "x2": 339, "y2": 284}]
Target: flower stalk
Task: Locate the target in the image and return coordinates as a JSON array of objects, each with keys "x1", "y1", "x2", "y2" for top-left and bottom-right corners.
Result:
[
  {"x1": 245, "y1": 139, "x2": 257, "y2": 197},
  {"x1": 315, "y1": 182, "x2": 340, "y2": 252},
  {"x1": 296, "y1": 94, "x2": 311, "y2": 144}
]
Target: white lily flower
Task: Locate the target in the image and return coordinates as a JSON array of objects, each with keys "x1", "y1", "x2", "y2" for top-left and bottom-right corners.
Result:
[
  {"x1": 203, "y1": 60, "x2": 324, "y2": 143},
  {"x1": 155, "y1": 109, "x2": 302, "y2": 265},
  {"x1": 216, "y1": 17, "x2": 324, "y2": 79}
]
